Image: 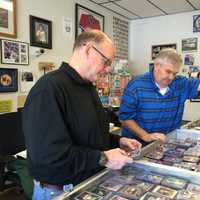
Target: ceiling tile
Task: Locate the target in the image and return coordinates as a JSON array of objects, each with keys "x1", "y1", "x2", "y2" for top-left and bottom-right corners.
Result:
[
  {"x1": 150, "y1": 0, "x2": 195, "y2": 14},
  {"x1": 115, "y1": 0, "x2": 165, "y2": 18},
  {"x1": 188, "y1": 0, "x2": 200, "y2": 9},
  {"x1": 103, "y1": 2, "x2": 139, "y2": 19},
  {"x1": 90, "y1": 0, "x2": 111, "y2": 3}
]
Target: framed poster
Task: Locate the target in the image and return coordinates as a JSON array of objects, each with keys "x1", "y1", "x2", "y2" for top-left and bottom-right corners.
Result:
[
  {"x1": 193, "y1": 15, "x2": 200, "y2": 32},
  {"x1": 30, "y1": 15, "x2": 52, "y2": 49},
  {"x1": 182, "y1": 38, "x2": 198, "y2": 52},
  {"x1": 1, "y1": 39, "x2": 29, "y2": 65},
  {"x1": 151, "y1": 44, "x2": 176, "y2": 60},
  {"x1": 0, "y1": 0, "x2": 17, "y2": 38},
  {"x1": 0, "y1": 68, "x2": 18, "y2": 92},
  {"x1": 75, "y1": 3, "x2": 104, "y2": 38}
]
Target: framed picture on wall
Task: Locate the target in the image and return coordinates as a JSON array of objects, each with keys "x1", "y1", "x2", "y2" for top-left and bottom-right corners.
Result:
[
  {"x1": 75, "y1": 3, "x2": 104, "y2": 38},
  {"x1": 151, "y1": 43, "x2": 177, "y2": 60},
  {"x1": 0, "y1": 68, "x2": 18, "y2": 92},
  {"x1": 1, "y1": 39, "x2": 29, "y2": 65},
  {"x1": 30, "y1": 15, "x2": 52, "y2": 49},
  {"x1": 0, "y1": 0, "x2": 17, "y2": 38},
  {"x1": 193, "y1": 15, "x2": 200, "y2": 32},
  {"x1": 182, "y1": 37, "x2": 198, "y2": 52}
]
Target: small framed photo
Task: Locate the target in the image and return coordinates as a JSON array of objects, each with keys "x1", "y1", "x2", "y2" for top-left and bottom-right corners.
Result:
[
  {"x1": 0, "y1": 68, "x2": 18, "y2": 92},
  {"x1": 182, "y1": 38, "x2": 198, "y2": 52},
  {"x1": 1, "y1": 39, "x2": 29, "y2": 65},
  {"x1": 30, "y1": 15, "x2": 52, "y2": 49},
  {"x1": 193, "y1": 15, "x2": 200, "y2": 32},
  {"x1": 151, "y1": 43, "x2": 176, "y2": 60},
  {"x1": 75, "y1": 3, "x2": 104, "y2": 38},
  {"x1": 0, "y1": 0, "x2": 17, "y2": 38}
]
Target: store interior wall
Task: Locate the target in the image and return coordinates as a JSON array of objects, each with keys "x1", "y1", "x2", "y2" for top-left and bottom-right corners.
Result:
[
  {"x1": 129, "y1": 10, "x2": 200, "y2": 121},
  {"x1": 0, "y1": 0, "x2": 121, "y2": 105}
]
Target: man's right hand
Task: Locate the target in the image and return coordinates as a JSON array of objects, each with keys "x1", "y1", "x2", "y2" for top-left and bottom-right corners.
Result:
[
  {"x1": 104, "y1": 148, "x2": 133, "y2": 170},
  {"x1": 143, "y1": 132, "x2": 166, "y2": 143}
]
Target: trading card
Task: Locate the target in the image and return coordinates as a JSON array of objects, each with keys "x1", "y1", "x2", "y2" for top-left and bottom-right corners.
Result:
[
  {"x1": 137, "y1": 172, "x2": 164, "y2": 184},
  {"x1": 183, "y1": 155, "x2": 199, "y2": 163},
  {"x1": 120, "y1": 165, "x2": 139, "y2": 175},
  {"x1": 74, "y1": 191, "x2": 102, "y2": 200},
  {"x1": 187, "y1": 183, "x2": 200, "y2": 194},
  {"x1": 174, "y1": 161, "x2": 197, "y2": 170},
  {"x1": 100, "y1": 178, "x2": 124, "y2": 191},
  {"x1": 194, "y1": 165, "x2": 200, "y2": 172},
  {"x1": 164, "y1": 148, "x2": 177, "y2": 156},
  {"x1": 162, "y1": 155, "x2": 182, "y2": 163},
  {"x1": 161, "y1": 176, "x2": 187, "y2": 189},
  {"x1": 176, "y1": 189, "x2": 194, "y2": 199},
  {"x1": 140, "y1": 192, "x2": 170, "y2": 200},
  {"x1": 89, "y1": 186, "x2": 110, "y2": 197},
  {"x1": 153, "y1": 185, "x2": 177, "y2": 198},
  {"x1": 108, "y1": 194, "x2": 129, "y2": 200},
  {"x1": 128, "y1": 148, "x2": 141, "y2": 159},
  {"x1": 119, "y1": 184, "x2": 145, "y2": 199},
  {"x1": 146, "y1": 152, "x2": 163, "y2": 160}
]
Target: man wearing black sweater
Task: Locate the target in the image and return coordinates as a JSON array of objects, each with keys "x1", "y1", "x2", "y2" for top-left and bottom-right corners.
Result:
[{"x1": 23, "y1": 30, "x2": 141, "y2": 200}]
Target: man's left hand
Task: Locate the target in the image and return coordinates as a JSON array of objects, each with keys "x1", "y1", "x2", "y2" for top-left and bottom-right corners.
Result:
[{"x1": 119, "y1": 137, "x2": 142, "y2": 153}]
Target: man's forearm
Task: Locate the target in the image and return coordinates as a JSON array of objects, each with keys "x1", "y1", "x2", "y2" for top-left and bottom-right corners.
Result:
[{"x1": 121, "y1": 119, "x2": 149, "y2": 141}]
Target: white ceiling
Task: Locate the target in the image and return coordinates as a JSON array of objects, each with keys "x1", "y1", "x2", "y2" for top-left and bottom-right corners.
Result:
[{"x1": 88, "y1": 0, "x2": 200, "y2": 20}]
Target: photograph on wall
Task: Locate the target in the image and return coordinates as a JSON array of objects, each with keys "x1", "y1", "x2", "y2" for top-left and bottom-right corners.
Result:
[
  {"x1": 0, "y1": 0, "x2": 17, "y2": 38},
  {"x1": 193, "y1": 14, "x2": 200, "y2": 32},
  {"x1": 184, "y1": 54, "x2": 194, "y2": 65},
  {"x1": 75, "y1": 3, "x2": 104, "y2": 38},
  {"x1": 20, "y1": 70, "x2": 35, "y2": 93},
  {"x1": 188, "y1": 66, "x2": 200, "y2": 78},
  {"x1": 30, "y1": 15, "x2": 52, "y2": 49},
  {"x1": 0, "y1": 68, "x2": 18, "y2": 92},
  {"x1": 151, "y1": 44, "x2": 176, "y2": 60},
  {"x1": 1, "y1": 39, "x2": 29, "y2": 65},
  {"x1": 182, "y1": 38, "x2": 198, "y2": 52}
]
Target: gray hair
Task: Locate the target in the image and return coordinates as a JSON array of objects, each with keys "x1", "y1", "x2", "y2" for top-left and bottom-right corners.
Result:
[
  {"x1": 154, "y1": 48, "x2": 182, "y2": 67},
  {"x1": 73, "y1": 29, "x2": 112, "y2": 51}
]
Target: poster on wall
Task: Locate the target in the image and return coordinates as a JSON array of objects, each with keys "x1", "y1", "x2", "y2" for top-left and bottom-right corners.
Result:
[
  {"x1": 151, "y1": 44, "x2": 176, "y2": 60},
  {"x1": 20, "y1": 70, "x2": 35, "y2": 93},
  {"x1": 184, "y1": 54, "x2": 194, "y2": 65},
  {"x1": 193, "y1": 15, "x2": 200, "y2": 32},
  {"x1": 75, "y1": 3, "x2": 104, "y2": 38},
  {"x1": 182, "y1": 38, "x2": 198, "y2": 52}
]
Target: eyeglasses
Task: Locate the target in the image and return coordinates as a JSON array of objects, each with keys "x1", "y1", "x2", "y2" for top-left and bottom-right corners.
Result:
[{"x1": 91, "y1": 45, "x2": 112, "y2": 66}]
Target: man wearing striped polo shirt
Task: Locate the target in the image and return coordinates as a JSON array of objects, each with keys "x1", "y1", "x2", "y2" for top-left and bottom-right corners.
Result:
[{"x1": 119, "y1": 48, "x2": 200, "y2": 146}]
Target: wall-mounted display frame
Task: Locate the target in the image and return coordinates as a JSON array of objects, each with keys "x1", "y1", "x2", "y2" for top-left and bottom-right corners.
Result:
[
  {"x1": 0, "y1": 0, "x2": 17, "y2": 38},
  {"x1": 30, "y1": 15, "x2": 52, "y2": 49},
  {"x1": 182, "y1": 37, "x2": 198, "y2": 52},
  {"x1": 193, "y1": 14, "x2": 200, "y2": 33},
  {"x1": 151, "y1": 44, "x2": 177, "y2": 60},
  {"x1": 0, "y1": 68, "x2": 18, "y2": 92},
  {"x1": 1, "y1": 39, "x2": 29, "y2": 65},
  {"x1": 75, "y1": 3, "x2": 104, "y2": 38}
]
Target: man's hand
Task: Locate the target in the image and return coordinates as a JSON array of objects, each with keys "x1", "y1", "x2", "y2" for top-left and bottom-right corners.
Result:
[
  {"x1": 143, "y1": 132, "x2": 166, "y2": 143},
  {"x1": 104, "y1": 148, "x2": 133, "y2": 170},
  {"x1": 119, "y1": 137, "x2": 142, "y2": 152}
]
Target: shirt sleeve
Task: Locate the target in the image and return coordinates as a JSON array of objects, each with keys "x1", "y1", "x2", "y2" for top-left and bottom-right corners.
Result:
[
  {"x1": 119, "y1": 81, "x2": 138, "y2": 121},
  {"x1": 182, "y1": 77, "x2": 200, "y2": 99}
]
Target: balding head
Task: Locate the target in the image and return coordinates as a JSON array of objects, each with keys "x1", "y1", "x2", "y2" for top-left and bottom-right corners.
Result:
[{"x1": 73, "y1": 29, "x2": 113, "y2": 51}]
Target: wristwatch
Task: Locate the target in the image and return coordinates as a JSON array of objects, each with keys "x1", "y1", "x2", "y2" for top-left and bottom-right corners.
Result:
[{"x1": 99, "y1": 151, "x2": 108, "y2": 166}]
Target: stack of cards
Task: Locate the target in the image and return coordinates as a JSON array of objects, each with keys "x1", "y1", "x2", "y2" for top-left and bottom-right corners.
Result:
[
  {"x1": 140, "y1": 192, "x2": 170, "y2": 200},
  {"x1": 136, "y1": 172, "x2": 164, "y2": 184},
  {"x1": 161, "y1": 176, "x2": 187, "y2": 189},
  {"x1": 119, "y1": 180, "x2": 153, "y2": 199},
  {"x1": 152, "y1": 185, "x2": 177, "y2": 199}
]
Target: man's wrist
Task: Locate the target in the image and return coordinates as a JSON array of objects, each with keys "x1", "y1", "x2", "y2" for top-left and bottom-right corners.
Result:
[{"x1": 99, "y1": 151, "x2": 108, "y2": 166}]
